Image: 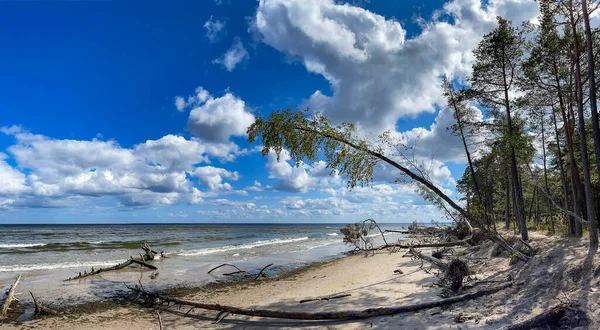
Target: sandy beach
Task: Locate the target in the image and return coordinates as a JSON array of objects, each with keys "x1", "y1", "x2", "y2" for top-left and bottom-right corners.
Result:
[{"x1": 1, "y1": 231, "x2": 598, "y2": 329}]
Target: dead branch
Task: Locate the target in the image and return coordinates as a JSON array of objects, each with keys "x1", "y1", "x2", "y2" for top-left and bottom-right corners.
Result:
[
  {"x1": 254, "y1": 263, "x2": 273, "y2": 280},
  {"x1": 299, "y1": 294, "x2": 351, "y2": 304},
  {"x1": 207, "y1": 264, "x2": 246, "y2": 275},
  {"x1": 141, "y1": 243, "x2": 156, "y2": 261},
  {"x1": 156, "y1": 311, "x2": 163, "y2": 330},
  {"x1": 362, "y1": 219, "x2": 388, "y2": 245},
  {"x1": 502, "y1": 304, "x2": 582, "y2": 330},
  {"x1": 64, "y1": 258, "x2": 157, "y2": 281},
  {"x1": 30, "y1": 292, "x2": 57, "y2": 316},
  {"x1": 407, "y1": 248, "x2": 448, "y2": 269},
  {"x1": 0, "y1": 275, "x2": 21, "y2": 320},
  {"x1": 129, "y1": 281, "x2": 511, "y2": 320}
]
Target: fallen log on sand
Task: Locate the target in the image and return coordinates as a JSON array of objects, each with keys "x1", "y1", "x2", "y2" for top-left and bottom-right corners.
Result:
[
  {"x1": 129, "y1": 281, "x2": 512, "y2": 320},
  {"x1": 64, "y1": 258, "x2": 157, "y2": 281},
  {"x1": 0, "y1": 275, "x2": 21, "y2": 320}
]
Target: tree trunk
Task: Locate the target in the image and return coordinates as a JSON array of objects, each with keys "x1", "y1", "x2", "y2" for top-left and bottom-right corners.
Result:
[
  {"x1": 551, "y1": 106, "x2": 571, "y2": 234},
  {"x1": 541, "y1": 116, "x2": 555, "y2": 234},
  {"x1": 568, "y1": 1, "x2": 597, "y2": 244},
  {"x1": 505, "y1": 175, "x2": 511, "y2": 230},
  {"x1": 502, "y1": 47, "x2": 528, "y2": 241},
  {"x1": 580, "y1": 0, "x2": 600, "y2": 248}
]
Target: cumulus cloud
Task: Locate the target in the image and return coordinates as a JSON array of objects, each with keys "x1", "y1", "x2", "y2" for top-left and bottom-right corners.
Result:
[
  {"x1": 190, "y1": 166, "x2": 240, "y2": 191},
  {"x1": 213, "y1": 38, "x2": 249, "y2": 72},
  {"x1": 0, "y1": 153, "x2": 29, "y2": 195},
  {"x1": 183, "y1": 88, "x2": 255, "y2": 143},
  {"x1": 253, "y1": 0, "x2": 539, "y2": 134},
  {"x1": 204, "y1": 16, "x2": 227, "y2": 43},
  {"x1": 266, "y1": 149, "x2": 342, "y2": 193},
  {"x1": 0, "y1": 127, "x2": 250, "y2": 208}
]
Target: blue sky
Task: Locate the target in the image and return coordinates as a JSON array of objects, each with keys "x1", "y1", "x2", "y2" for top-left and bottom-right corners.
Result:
[{"x1": 0, "y1": 0, "x2": 540, "y2": 224}]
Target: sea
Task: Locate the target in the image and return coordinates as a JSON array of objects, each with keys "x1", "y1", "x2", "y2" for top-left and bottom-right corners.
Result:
[{"x1": 0, "y1": 223, "x2": 410, "y2": 309}]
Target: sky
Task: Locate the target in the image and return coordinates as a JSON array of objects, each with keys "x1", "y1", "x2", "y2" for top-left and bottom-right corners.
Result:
[{"x1": 0, "y1": 0, "x2": 541, "y2": 224}]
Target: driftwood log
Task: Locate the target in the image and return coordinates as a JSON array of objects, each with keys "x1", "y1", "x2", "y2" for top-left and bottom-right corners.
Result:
[
  {"x1": 0, "y1": 275, "x2": 21, "y2": 320},
  {"x1": 64, "y1": 258, "x2": 157, "y2": 281},
  {"x1": 30, "y1": 292, "x2": 57, "y2": 316},
  {"x1": 129, "y1": 282, "x2": 511, "y2": 320}
]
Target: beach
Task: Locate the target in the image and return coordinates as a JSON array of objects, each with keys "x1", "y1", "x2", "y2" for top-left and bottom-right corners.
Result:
[{"x1": 2, "y1": 228, "x2": 599, "y2": 329}]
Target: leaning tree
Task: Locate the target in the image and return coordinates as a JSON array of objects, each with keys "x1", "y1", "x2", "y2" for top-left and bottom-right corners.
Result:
[{"x1": 247, "y1": 108, "x2": 528, "y2": 261}]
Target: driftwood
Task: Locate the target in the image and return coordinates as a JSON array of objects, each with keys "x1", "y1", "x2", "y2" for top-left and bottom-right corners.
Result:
[
  {"x1": 407, "y1": 248, "x2": 448, "y2": 269},
  {"x1": 64, "y1": 258, "x2": 157, "y2": 281},
  {"x1": 207, "y1": 263, "x2": 272, "y2": 280},
  {"x1": 129, "y1": 281, "x2": 511, "y2": 320},
  {"x1": 208, "y1": 264, "x2": 246, "y2": 275},
  {"x1": 299, "y1": 294, "x2": 351, "y2": 304},
  {"x1": 254, "y1": 263, "x2": 273, "y2": 280},
  {"x1": 30, "y1": 292, "x2": 57, "y2": 316},
  {"x1": 0, "y1": 275, "x2": 21, "y2": 320},
  {"x1": 502, "y1": 304, "x2": 581, "y2": 330}
]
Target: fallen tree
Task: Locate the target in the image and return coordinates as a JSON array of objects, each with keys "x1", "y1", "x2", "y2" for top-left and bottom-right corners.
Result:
[
  {"x1": 247, "y1": 110, "x2": 527, "y2": 261},
  {"x1": 128, "y1": 281, "x2": 512, "y2": 320},
  {"x1": 64, "y1": 245, "x2": 159, "y2": 281},
  {"x1": 0, "y1": 275, "x2": 21, "y2": 320}
]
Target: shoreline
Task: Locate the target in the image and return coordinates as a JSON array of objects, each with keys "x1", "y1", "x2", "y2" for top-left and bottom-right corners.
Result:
[{"x1": 4, "y1": 231, "x2": 597, "y2": 329}]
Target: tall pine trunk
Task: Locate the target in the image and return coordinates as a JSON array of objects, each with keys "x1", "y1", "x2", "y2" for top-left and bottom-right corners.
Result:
[
  {"x1": 541, "y1": 117, "x2": 555, "y2": 234},
  {"x1": 568, "y1": 1, "x2": 596, "y2": 243},
  {"x1": 580, "y1": 0, "x2": 599, "y2": 248},
  {"x1": 552, "y1": 106, "x2": 572, "y2": 233}
]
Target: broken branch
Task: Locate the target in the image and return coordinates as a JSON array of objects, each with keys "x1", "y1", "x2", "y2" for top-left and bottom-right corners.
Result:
[
  {"x1": 30, "y1": 291, "x2": 58, "y2": 316},
  {"x1": 0, "y1": 275, "x2": 21, "y2": 320}
]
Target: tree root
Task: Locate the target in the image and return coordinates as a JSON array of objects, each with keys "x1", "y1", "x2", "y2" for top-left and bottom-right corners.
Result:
[
  {"x1": 128, "y1": 282, "x2": 512, "y2": 320},
  {"x1": 0, "y1": 275, "x2": 21, "y2": 320}
]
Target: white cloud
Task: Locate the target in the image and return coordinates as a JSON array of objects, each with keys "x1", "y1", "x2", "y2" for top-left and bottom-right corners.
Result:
[
  {"x1": 213, "y1": 38, "x2": 249, "y2": 72},
  {"x1": 0, "y1": 127, "x2": 251, "y2": 208},
  {"x1": 185, "y1": 88, "x2": 255, "y2": 143},
  {"x1": 190, "y1": 166, "x2": 240, "y2": 191},
  {"x1": 0, "y1": 153, "x2": 29, "y2": 195},
  {"x1": 204, "y1": 16, "x2": 227, "y2": 43},
  {"x1": 174, "y1": 96, "x2": 186, "y2": 111},
  {"x1": 266, "y1": 149, "x2": 342, "y2": 193},
  {"x1": 253, "y1": 0, "x2": 539, "y2": 134}
]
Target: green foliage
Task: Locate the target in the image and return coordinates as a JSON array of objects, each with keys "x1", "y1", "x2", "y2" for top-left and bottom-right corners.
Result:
[{"x1": 247, "y1": 108, "x2": 379, "y2": 189}]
